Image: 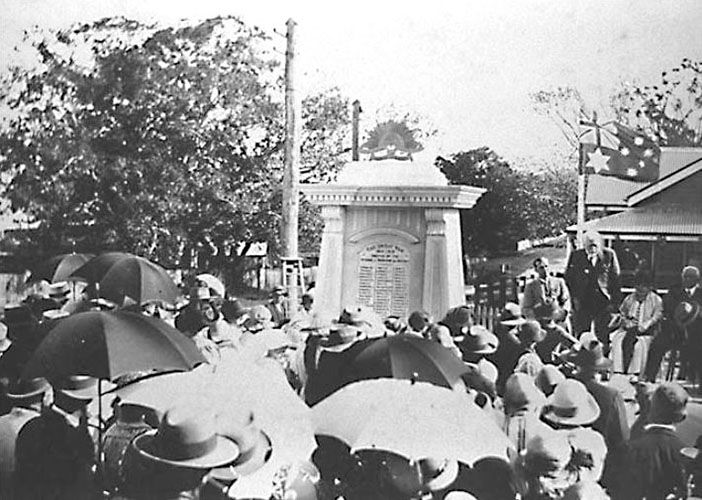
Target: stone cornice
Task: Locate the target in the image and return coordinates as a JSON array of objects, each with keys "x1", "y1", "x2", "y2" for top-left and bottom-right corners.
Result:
[{"x1": 302, "y1": 185, "x2": 486, "y2": 209}]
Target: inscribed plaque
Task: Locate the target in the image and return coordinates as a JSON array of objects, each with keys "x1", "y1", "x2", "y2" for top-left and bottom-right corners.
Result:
[{"x1": 357, "y1": 243, "x2": 410, "y2": 318}]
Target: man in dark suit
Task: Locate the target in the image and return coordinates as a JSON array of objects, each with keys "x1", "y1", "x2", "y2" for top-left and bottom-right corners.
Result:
[
  {"x1": 644, "y1": 265, "x2": 702, "y2": 383},
  {"x1": 565, "y1": 230, "x2": 621, "y2": 351},
  {"x1": 613, "y1": 382, "x2": 689, "y2": 500}
]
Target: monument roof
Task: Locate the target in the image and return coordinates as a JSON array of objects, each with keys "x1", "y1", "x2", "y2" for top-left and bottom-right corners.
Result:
[{"x1": 335, "y1": 159, "x2": 449, "y2": 186}]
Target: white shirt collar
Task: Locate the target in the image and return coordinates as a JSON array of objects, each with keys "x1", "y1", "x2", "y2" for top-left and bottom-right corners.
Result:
[{"x1": 644, "y1": 423, "x2": 676, "y2": 432}]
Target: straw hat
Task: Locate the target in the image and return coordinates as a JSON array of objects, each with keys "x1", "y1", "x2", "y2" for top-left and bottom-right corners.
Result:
[
  {"x1": 543, "y1": 379, "x2": 600, "y2": 427},
  {"x1": 456, "y1": 325, "x2": 499, "y2": 354},
  {"x1": 133, "y1": 406, "x2": 239, "y2": 469},
  {"x1": 499, "y1": 302, "x2": 524, "y2": 326}
]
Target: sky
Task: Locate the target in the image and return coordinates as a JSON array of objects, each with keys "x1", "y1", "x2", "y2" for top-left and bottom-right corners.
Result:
[{"x1": 2, "y1": 0, "x2": 702, "y2": 165}]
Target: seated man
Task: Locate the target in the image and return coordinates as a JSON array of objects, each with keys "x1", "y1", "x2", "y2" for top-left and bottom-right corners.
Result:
[
  {"x1": 610, "y1": 270, "x2": 663, "y2": 376},
  {"x1": 522, "y1": 257, "x2": 571, "y2": 324}
]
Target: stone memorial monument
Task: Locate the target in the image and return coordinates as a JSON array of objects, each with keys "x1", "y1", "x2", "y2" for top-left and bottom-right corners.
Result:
[{"x1": 302, "y1": 123, "x2": 485, "y2": 321}]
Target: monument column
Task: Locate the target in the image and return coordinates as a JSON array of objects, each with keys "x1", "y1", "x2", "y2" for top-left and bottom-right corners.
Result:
[
  {"x1": 315, "y1": 205, "x2": 345, "y2": 314},
  {"x1": 423, "y1": 208, "x2": 465, "y2": 319}
]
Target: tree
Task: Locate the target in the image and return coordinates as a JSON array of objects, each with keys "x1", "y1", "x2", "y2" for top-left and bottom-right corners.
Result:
[
  {"x1": 0, "y1": 16, "x2": 350, "y2": 286},
  {"x1": 437, "y1": 148, "x2": 576, "y2": 257},
  {"x1": 531, "y1": 86, "x2": 588, "y2": 158},
  {"x1": 610, "y1": 58, "x2": 702, "y2": 146}
]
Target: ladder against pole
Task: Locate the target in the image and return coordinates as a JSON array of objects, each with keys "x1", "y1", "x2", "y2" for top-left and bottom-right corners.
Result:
[{"x1": 281, "y1": 257, "x2": 305, "y2": 310}]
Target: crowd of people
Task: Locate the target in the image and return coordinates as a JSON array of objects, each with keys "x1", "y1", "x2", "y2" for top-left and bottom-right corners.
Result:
[{"x1": 0, "y1": 229, "x2": 700, "y2": 499}]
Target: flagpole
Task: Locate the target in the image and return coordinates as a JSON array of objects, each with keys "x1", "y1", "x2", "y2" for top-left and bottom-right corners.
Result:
[{"x1": 576, "y1": 145, "x2": 587, "y2": 249}]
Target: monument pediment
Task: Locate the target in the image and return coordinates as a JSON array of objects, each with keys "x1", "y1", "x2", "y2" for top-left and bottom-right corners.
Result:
[{"x1": 303, "y1": 160, "x2": 485, "y2": 209}]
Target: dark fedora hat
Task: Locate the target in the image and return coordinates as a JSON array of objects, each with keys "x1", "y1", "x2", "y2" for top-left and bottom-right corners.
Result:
[
  {"x1": 674, "y1": 300, "x2": 700, "y2": 328},
  {"x1": 7, "y1": 377, "x2": 51, "y2": 401},
  {"x1": 133, "y1": 406, "x2": 240, "y2": 469}
]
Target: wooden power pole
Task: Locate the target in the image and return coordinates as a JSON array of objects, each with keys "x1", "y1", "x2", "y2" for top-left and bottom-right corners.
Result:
[{"x1": 282, "y1": 18, "x2": 301, "y2": 305}]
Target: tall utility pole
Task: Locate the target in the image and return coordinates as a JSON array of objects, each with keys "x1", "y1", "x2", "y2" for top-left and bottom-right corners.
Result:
[
  {"x1": 282, "y1": 19, "x2": 301, "y2": 305},
  {"x1": 352, "y1": 100, "x2": 362, "y2": 161}
]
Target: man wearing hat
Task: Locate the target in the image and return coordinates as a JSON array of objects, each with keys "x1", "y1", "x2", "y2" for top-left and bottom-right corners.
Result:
[
  {"x1": 302, "y1": 309, "x2": 371, "y2": 405},
  {"x1": 122, "y1": 405, "x2": 239, "y2": 499},
  {"x1": 614, "y1": 382, "x2": 689, "y2": 500},
  {"x1": 15, "y1": 375, "x2": 102, "y2": 500},
  {"x1": 0, "y1": 377, "x2": 50, "y2": 499},
  {"x1": 570, "y1": 337, "x2": 629, "y2": 490},
  {"x1": 645, "y1": 265, "x2": 702, "y2": 384}
]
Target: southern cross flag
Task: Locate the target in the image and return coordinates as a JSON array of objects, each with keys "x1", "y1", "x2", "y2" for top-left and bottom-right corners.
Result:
[{"x1": 579, "y1": 121, "x2": 660, "y2": 182}]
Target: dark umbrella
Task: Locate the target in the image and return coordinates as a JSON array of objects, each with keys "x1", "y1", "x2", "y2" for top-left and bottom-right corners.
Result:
[
  {"x1": 344, "y1": 335, "x2": 471, "y2": 390},
  {"x1": 31, "y1": 253, "x2": 94, "y2": 283},
  {"x1": 22, "y1": 310, "x2": 205, "y2": 382},
  {"x1": 71, "y1": 252, "x2": 180, "y2": 306}
]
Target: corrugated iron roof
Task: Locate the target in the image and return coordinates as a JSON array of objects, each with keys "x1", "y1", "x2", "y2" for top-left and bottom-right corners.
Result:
[
  {"x1": 568, "y1": 202, "x2": 702, "y2": 236},
  {"x1": 586, "y1": 147, "x2": 702, "y2": 207}
]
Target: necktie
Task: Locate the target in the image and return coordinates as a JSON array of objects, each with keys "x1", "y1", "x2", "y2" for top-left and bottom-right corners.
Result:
[
  {"x1": 542, "y1": 279, "x2": 551, "y2": 299},
  {"x1": 590, "y1": 255, "x2": 597, "y2": 267}
]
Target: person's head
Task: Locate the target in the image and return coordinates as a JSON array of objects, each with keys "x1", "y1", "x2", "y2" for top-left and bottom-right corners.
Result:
[
  {"x1": 440, "y1": 306, "x2": 473, "y2": 337},
  {"x1": 535, "y1": 365, "x2": 566, "y2": 397},
  {"x1": 521, "y1": 433, "x2": 573, "y2": 497},
  {"x1": 53, "y1": 375, "x2": 101, "y2": 416},
  {"x1": 270, "y1": 286, "x2": 287, "y2": 304},
  {"x1": 517, "y1": 320, "x2": 545, "y2": 348},
  {"x1": 533, "y1": 257, "x2": 550, "y2": 280},
  {"x1": 408, "y1": 310, "x2": 432, "y2": 333},
  {"x1": 301, "y1": 293, "x2": 314, "y2": 312},
  {"x1": 682, "y1": 265, "x2": 701, "y2": 289},
  {"x1": 633, "y1": 269, "x2": 653, "y2": 300},
  {"x1": 6, "y1": 376, "x2": 51, "y2": 410},
  {"x1": 582, "y1": 230, "x2": 602, "y2": 257},
  {"x1": 542, "y1": 379, "x2": 600, "y2": 428},
  {"x1": 220, "y1": 299, "x2": 248, "y2": 325},
  {"x1": 503, "y1": 372, "x2": 547, "y2": 416},
  {"x1": 244, "y1": 305, "x2": 273, "y2": 332},
  {"x1": 649, "y1": 382, "x2": 688, "y2": 425},
  {"x1": 470, "y1": 457, "x2": 521, "y2": 500}
]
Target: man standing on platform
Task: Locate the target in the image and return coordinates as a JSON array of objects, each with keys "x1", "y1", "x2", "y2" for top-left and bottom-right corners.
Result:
[{"x1": 565, "y1": 230, "x2": 621, "y2": 351}]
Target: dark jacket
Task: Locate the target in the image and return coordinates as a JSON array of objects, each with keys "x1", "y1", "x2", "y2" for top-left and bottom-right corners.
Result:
[
  {"x1": 615, "y1": 426, "x2": 686, "y2": 500},
  {"x1": 14, "y1": 406, "x2": 96, "y2": 500},
  {"x1": 565, "y1": 247, "x2": 621, "y2": 307}
]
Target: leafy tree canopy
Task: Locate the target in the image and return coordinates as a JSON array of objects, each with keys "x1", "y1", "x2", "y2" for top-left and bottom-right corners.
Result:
[
  {"x1": 0, "y1": 16, "x2": 350, "y2": 284},
  {"x1": 611, "y1": 58, "x2": 702, "y2": 146},
  {"x1": 437, "y1": 147, "x2": 576, "y2": 257}
]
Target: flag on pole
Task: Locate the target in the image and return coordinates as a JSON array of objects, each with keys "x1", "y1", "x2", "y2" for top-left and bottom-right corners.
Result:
[{"x1": 579, "y1": 121, "x2": 660, "y2": 182}]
